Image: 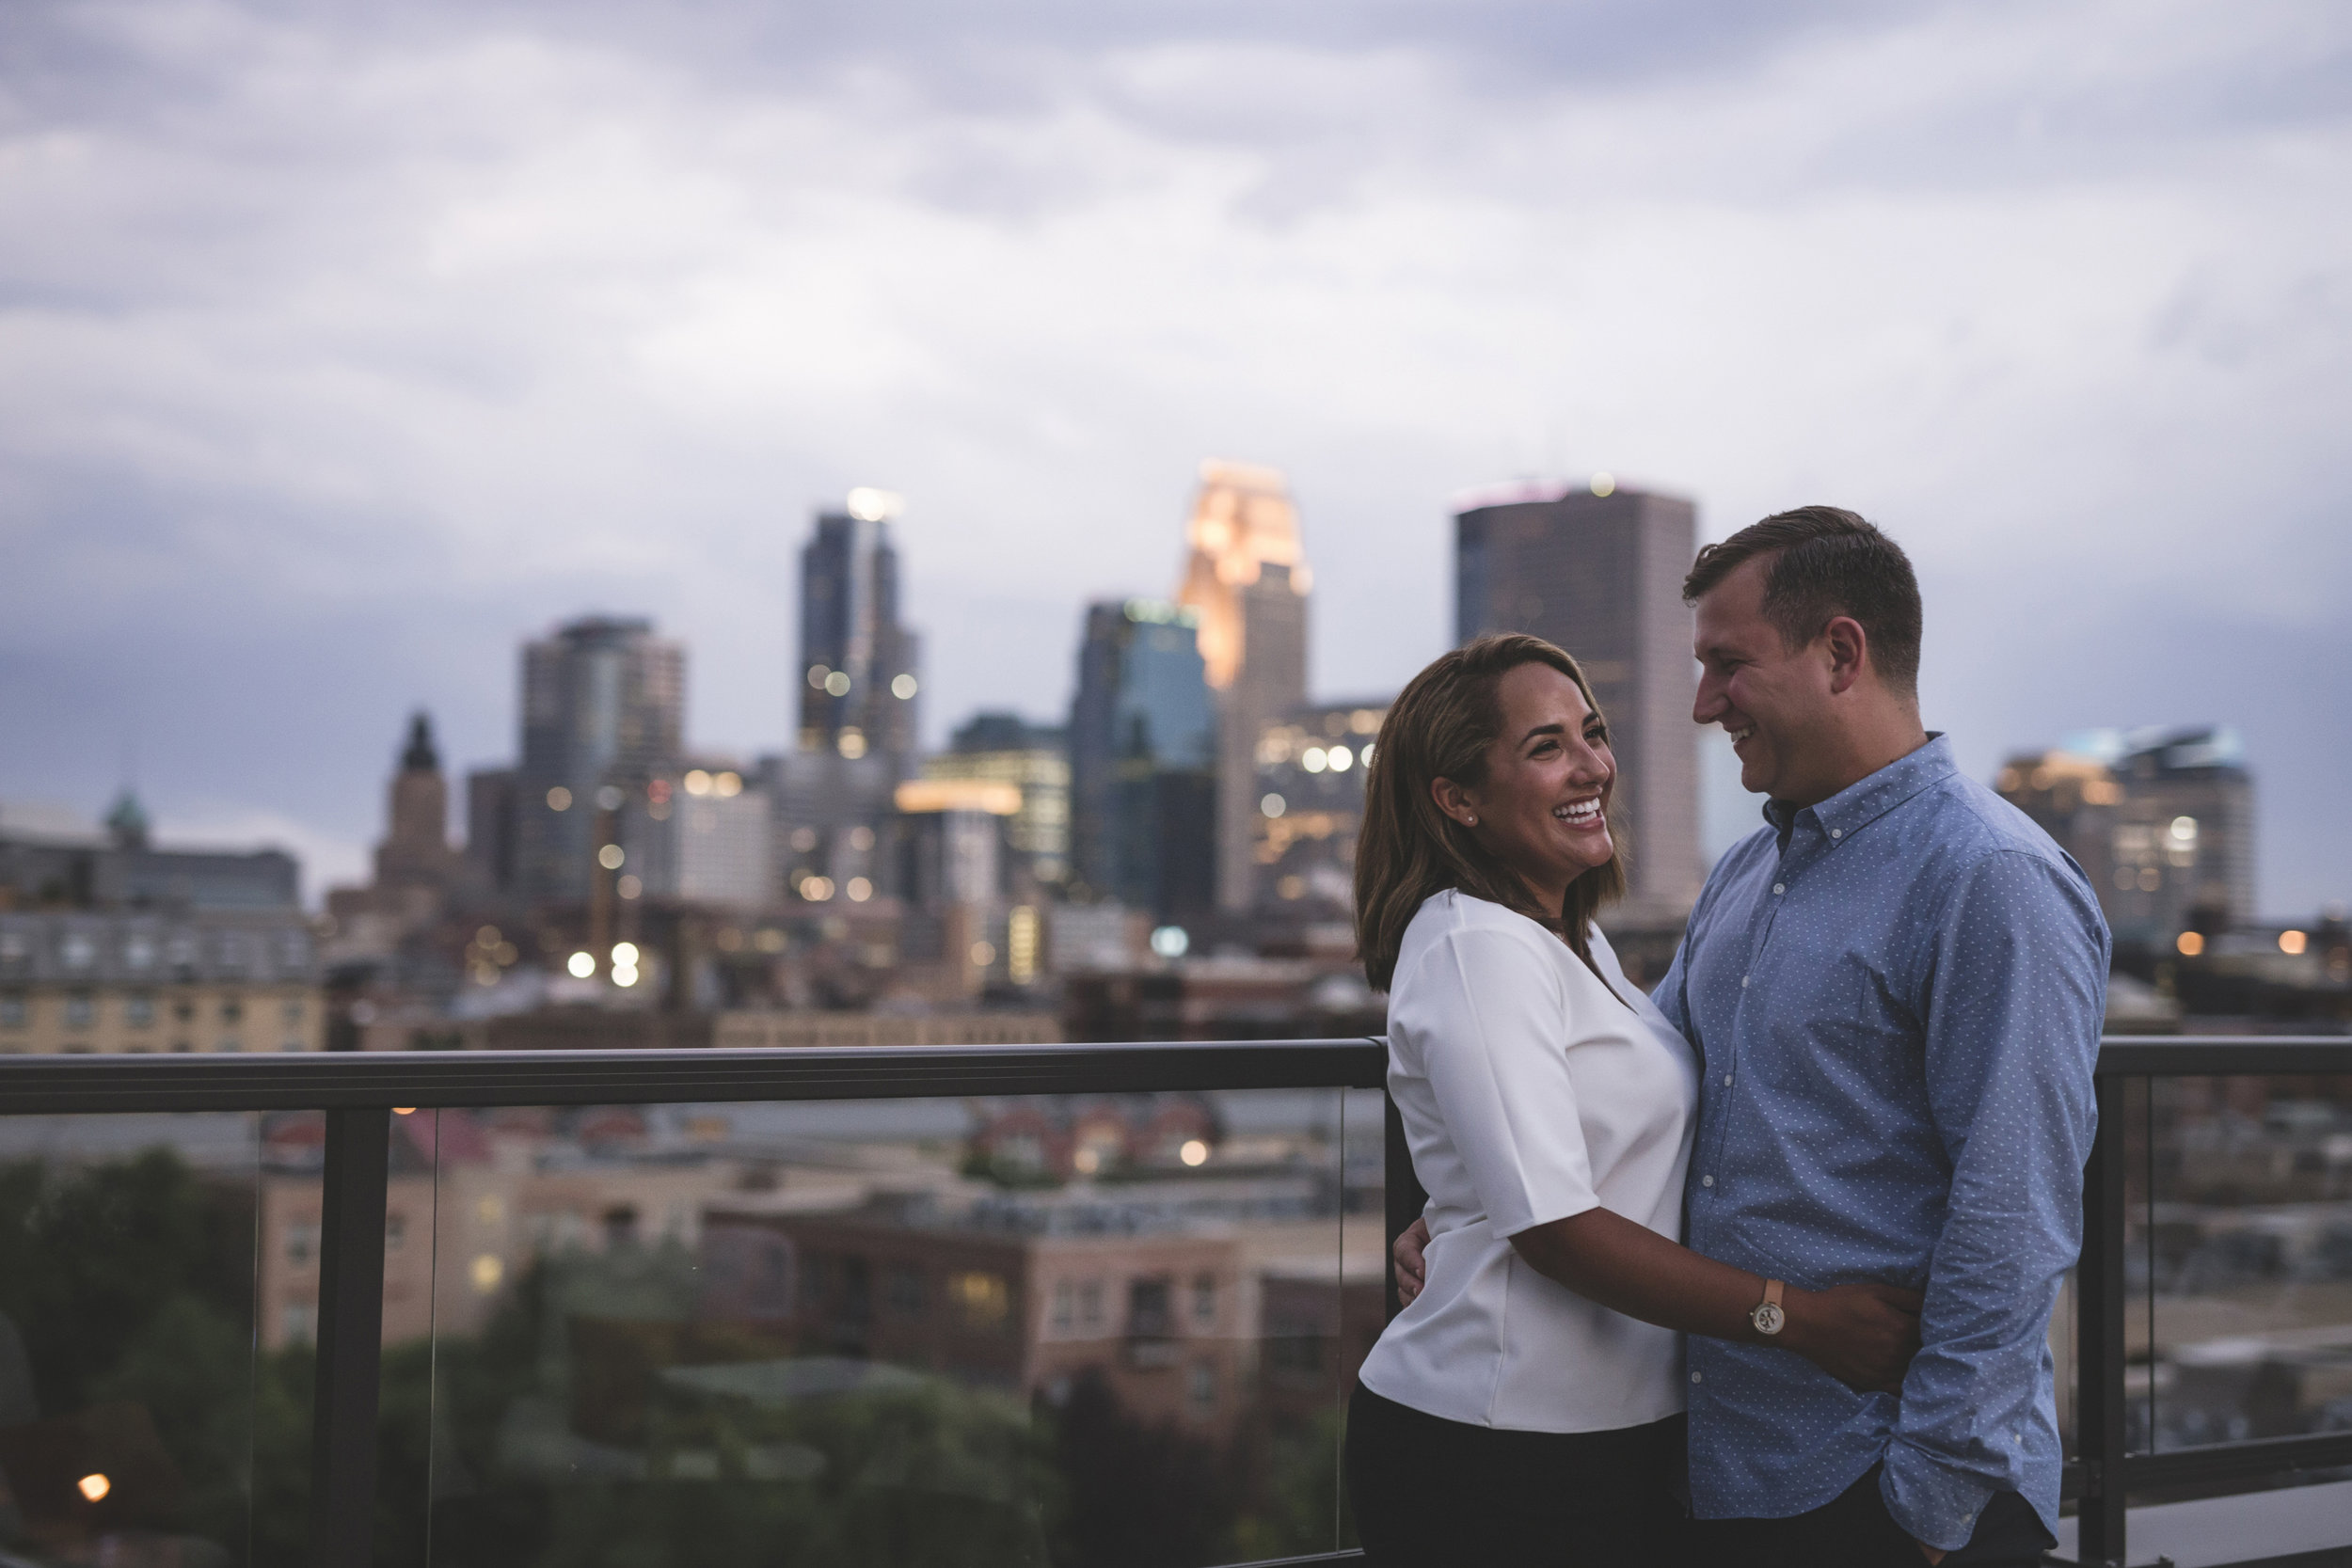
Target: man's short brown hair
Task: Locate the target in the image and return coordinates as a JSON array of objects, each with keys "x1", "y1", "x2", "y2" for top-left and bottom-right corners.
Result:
[{"x1": 1682, "y1": 505, "x2": 1923, "y2": 694}]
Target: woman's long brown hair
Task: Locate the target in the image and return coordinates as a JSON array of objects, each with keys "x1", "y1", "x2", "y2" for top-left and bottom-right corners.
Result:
[{"x1": 1354, "y1": 634, "x2": 1629, "y2": 992}]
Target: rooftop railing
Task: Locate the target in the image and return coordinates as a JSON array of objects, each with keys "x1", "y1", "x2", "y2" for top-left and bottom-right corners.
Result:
[{"x1": 0, "y1": 1035, "x2": 2344, "y2": 1568}]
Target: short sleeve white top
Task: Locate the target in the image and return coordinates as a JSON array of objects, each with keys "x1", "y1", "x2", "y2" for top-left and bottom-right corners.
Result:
[{"x1": 1357, "y1": 888, "x2": 1700, "y2": 1433}]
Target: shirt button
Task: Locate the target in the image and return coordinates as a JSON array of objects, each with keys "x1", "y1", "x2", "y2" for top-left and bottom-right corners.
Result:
[
  {"x1": 1700, "y1": 1175, "x2": 1714, "y2": 1187},
  {"x1": 1772, "y1": 883, "x2": 1785, "y2": 895},
  {"x1": 1741, "y1": 975, "x2": 1751, "y2": 988},
  {"x1": 1830, "y1": 828, "x2": 1842, "y2": 840},
  {"x1": 1723, "y1": 1074, "x2": 1733, "y2": 1085},
  {"x1": 1690, "y1": 1371, "x2": 1703, "y2": 1384}
]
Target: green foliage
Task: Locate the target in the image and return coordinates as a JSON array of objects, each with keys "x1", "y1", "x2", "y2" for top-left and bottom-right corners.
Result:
[
  {"x1": 0, "y1": 1152, "x2": 260, "y2": 1564},
  {"x1": 1226, "y1": 1408, "x2": 1353, "y2": 1562},
  {"x1": 0, "y1": 1150, "x2": 253, "y2": 1418}
]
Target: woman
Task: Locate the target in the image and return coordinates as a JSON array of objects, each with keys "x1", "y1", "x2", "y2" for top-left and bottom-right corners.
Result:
[{"x1": 1345, "y1": 634, "x2": 1919, "y2": 1565}]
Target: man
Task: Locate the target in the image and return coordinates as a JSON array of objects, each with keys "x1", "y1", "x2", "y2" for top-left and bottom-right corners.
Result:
[{"x1": 1395, "y1": 507, "x2": 2107, "y2": 1565}]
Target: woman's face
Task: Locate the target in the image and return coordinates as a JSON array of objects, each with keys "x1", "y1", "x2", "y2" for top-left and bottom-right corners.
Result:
[{"x1": 1435, "y1": 662, "x2": 1616, "y2": 910}]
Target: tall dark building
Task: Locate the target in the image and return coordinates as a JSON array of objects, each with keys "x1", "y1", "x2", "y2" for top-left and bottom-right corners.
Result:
[
  {"x1": 1454, "y1": 480, "x2": 1701, "y2": 914},
  {"x1": 514, "y1": 616, "x2": 685, "y2": 905},
  {"x1": 799, "y1": 493, "x2": 921, "y2": 777},
  {"x1": 1067, "y1": 600, "x2": 1216, "y2": 925},
  {"x1": 466, "y1": 768, "x2": 518, "y2": 895}
]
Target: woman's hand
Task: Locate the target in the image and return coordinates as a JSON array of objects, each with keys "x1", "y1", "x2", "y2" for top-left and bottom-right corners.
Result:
[
  {"x1": 1779, "y1": 1281, "x2": 1923, "y2": 1395},
  {"x1": 1392, "y1": 1216, "x2": 1432, "y2": 1306}
]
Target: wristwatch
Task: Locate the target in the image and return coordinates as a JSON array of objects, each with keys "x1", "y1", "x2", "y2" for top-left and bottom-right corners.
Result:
[{"x1": 1750, "y1": 1278, "x2": 1787, "y2": 1338}]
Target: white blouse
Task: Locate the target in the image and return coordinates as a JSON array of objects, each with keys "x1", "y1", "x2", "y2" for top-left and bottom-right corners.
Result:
[{"x1": 1358, "y1": 888, "x2": 1699, "y2": 1433}]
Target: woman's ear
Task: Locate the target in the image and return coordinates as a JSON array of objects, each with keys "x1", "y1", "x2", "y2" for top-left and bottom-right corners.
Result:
[{"x1": 1429, "y1": 775, "x2": 1481, "y2": 830}]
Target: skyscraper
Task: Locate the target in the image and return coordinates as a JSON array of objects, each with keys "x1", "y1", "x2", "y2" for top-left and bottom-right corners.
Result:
[
  {"x1": 1067, "y1": 599, "x2": 1216, "y2": 924},
  {"x1": 1454, "y1": 479, "x2": 1701, "y2": 914},
  {"x1": 514, "y1": 616, "x2": 685, "y2": 905},
  {"x1": 373, "y1": 713, "x2": 461, "y2": 893},
  {"x1": 1998, "y1": 726, "x2": 2255, "y2": 946},
  {"x1": 1174, "y1": 461, "x2": 1310, "y2": 912},
  {"x1": 799, "y1": 489, "x2": 921, "y2": 777}
]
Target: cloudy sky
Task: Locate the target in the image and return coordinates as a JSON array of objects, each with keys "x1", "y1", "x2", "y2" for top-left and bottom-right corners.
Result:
[{"x1": 3, "y1": 0, "x2": 2347, "y2": 911}]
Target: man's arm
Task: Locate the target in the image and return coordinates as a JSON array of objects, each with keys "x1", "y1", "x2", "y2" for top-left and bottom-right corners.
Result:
[{"x1": 1883, "y1": 850, "x2": 2107, "y2": 1553}]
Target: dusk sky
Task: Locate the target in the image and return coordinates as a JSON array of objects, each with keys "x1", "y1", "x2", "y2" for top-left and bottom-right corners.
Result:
[{"x1": 4, "y1": 0, "x2": 2347, "y2": 912}]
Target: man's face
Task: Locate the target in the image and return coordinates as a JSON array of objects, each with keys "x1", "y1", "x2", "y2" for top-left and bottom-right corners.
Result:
[{"x1": 1692, "y1": 557, "x2": 1836, "y2": 802}]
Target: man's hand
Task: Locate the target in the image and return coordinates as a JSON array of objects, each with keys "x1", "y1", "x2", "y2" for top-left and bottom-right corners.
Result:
[
  {"x1": 1915, "y1": 1543, "x2": 1946, "y2": 1564},
  {"x1": 1392, "y1": 1216, "x2": 1431, "y2": 1306}
]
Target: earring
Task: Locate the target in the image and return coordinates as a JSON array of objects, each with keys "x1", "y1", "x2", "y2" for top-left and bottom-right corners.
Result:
[{"x1": 1466, "y1": 816, "x2": 1477, "y2": 826}]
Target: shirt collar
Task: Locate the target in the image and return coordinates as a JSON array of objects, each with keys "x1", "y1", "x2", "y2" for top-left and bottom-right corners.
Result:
[{"x1": 1762, "y1": 733, "x2": 1956, "y2": 847}]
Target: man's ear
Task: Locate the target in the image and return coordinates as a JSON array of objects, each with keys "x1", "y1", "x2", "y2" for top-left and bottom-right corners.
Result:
[{"x1": 1823, "y1": 615, "x2": 1870, "y2": 696}]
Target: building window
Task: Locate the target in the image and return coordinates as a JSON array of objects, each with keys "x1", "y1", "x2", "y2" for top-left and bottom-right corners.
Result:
[
  {"x1": 1128, "y1": 1277, "x2": 1173, "y2": 1339},
  {"x1": 1192, "y1": 1273, "x2": 1216, "y2": 1327},
  {"x1": 285, "y1": 1221, "x2": 319, "y2": 1266},
  {"x1": 282, "y1": 1302, "x2": 315, "y2": 1343},
  {"x1": 386, "y1": 1212, "x2": 406, "y2": 1252},
  {"x1": 220, "y1": 997, "x2": 243, "y2": 1023},
  {"x1": 1078, "y1": 1279, "x2": 1104, "y2": 1331},
  {"x1": 219, "y1": 1038, "x2": 241, "y2": 1053},
  {"x1": 125, "y1": 994, "x2": 154, "y2": 1027},
  {"x1": 173, "y1": 999, "x2": 196, "y2": 1023},
  {"x1": 1052, "y1": 1281, "x2": 1074, "y2": 1332},
  {"x1": 947, "y1": 1271, "x2": 1011, "y2": 1333},
  {"x1": 63, "y1": 993, "x2": 95, "y2": 1029},
  {"x1": 170, "y1": 1040, "x2": 192, "y2": 1053},
  {"x1": 283, "y1": 999, "x2": 305, "y2": 1022},
  {"x1": 886, "y1": 1263, "x2": 925, "y2": 1315},
  {"x1": 0, "y1": 995, "x2": 24, "y2": 1029},
  {"x1": 278, "y1": 1039, "x2": 304, "y2": 1053},
  {"x1": 124, "y1": 934, "x2": 156, "y2": 971},
  {"x1": 1188, "y1": 1362, "x2": 1216, "y2": 1413},
  {"x1": 59, "y1": 932, "x2": 96, "y2": 970},
  {"x1": 800, "y1": 1253, "x2": 828, "y2": 1309}
]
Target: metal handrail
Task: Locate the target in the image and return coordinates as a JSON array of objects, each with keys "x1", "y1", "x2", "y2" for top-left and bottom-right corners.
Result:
[
  {"x1": 0, "y1": 1037, "x2": 1391, "y2": 1113},
  {"x1": 2, "y1": 1030, "x2": 2346, "y2": 1568}
]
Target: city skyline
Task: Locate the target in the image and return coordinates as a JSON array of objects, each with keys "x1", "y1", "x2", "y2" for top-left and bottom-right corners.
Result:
[{"x1": 2, "y1": 1, "x2": 2347, "y2": 914}]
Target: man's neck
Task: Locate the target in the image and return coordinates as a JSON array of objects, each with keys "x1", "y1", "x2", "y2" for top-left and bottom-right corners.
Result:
[{"x1": 1784, "y1": 714, "x2": 1931, "y2": 809}]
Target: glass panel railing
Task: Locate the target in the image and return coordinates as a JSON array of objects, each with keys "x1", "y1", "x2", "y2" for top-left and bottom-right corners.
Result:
[
  {"x1": 2146, "y1": 1072, "x2": 2352, "y2": 1454},
  {"x1": 421, "y1": 1086, "x2": 1376, "y2": 1567},
  {"x1": 0, "y1": 1112, "x2": 263, "y2": 1567}
]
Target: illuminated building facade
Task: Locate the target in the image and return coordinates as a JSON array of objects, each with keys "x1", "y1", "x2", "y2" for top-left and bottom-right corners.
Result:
[
  {"x1": 1453, "y1": 480, "x2": 1701, "y2": 915},
  {"x1": 1253, "y1": 699, "x2": 1389, "y2": 921},
  {"x1": 1067, "y1": 600, "x2": 1216, "y2": 925},
  {"x1": 514, "y1": 616, "x2": 685, "y2": 906},
  {"x1": 798, "y1": 491, "x2": 921, "y2": 776},
  {"x1": 925, "y1": 713, "x2": 1072, "y2": 888},
  {"x1": 1174, "y1": 462, "x2": 1311, "y2": 912},
  {"x1": 1997, "y1": 726, "x2": 2255, "y2": 946}
]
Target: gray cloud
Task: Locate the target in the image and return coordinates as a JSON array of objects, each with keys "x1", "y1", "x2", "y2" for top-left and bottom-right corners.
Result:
[{"x1": 2, "y1": 0, "x2": 2348, "y2": 912}]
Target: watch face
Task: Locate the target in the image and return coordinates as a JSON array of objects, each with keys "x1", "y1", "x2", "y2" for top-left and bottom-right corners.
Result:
[{"x1": 1752, "y1": 1300, "x2": 1786, "y2": 1336}]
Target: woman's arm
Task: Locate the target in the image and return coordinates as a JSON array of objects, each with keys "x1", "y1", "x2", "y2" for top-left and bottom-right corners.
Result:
[
  {"x1": 1513, "y1": 1208, "x2": 1921, "y2": 1393},
  {"x1": 1392, "y1": 1212, "x2": 1922, "y2": 1393}
]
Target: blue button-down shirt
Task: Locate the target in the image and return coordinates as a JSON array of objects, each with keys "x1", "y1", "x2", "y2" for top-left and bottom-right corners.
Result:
[{"x1": 1654, "y1": 735, "x2": 2107, "y2": 1550}]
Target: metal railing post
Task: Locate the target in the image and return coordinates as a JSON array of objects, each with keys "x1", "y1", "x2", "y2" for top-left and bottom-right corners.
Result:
[
  {"x1": 1382, "y1": 1088, "x2": 1424, "y2": 1323},
  {"x1": 308, "y1": 1106, "x2": 390, "y2": 1568},
  {"x1": 2074, "y1": 1073, "x2": 2130, "y2": 1567}
]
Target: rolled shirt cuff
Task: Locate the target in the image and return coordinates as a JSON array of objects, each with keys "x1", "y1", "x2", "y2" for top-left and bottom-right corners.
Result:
[{"x1": 1880, "y1": 1441, "x2": 2000, "y2": 1554}]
